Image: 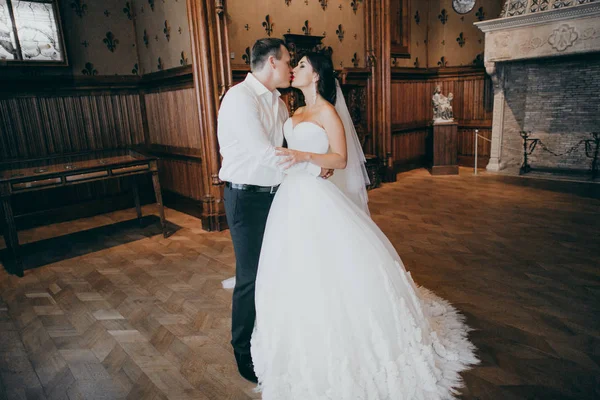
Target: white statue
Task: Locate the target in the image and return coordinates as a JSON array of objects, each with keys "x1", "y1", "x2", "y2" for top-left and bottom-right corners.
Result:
[{"x1": 432, "y1": 85, "x2": 454, "y2": 123}]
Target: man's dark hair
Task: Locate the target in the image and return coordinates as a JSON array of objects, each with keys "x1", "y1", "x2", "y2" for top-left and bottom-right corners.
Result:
[{"x1": 251, "y1": 38, "x2": 287, "y2": 72}]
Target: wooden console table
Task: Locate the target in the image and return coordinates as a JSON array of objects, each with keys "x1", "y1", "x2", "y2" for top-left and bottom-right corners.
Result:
[{"x1": 0, "y1": 149, "x2": 168, "y2": 277}]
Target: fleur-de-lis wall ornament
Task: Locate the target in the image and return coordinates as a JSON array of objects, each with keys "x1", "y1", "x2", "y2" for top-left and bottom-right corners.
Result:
[
  {"x1": 438, "y1": 9, "x2": 448, "y2": 25},
  {"x1": 70, "y1": 0, "x2": 87, "y2": 18},
  {"x1": 81, "y1": 40, "x2": 89, "y2": 47},
  {"x1": 285, "y1": 0, "x2": 291, "y2": 5},
  {"x1": 339, "y1": 4, "x2": 342, "y2": 10},
  {"x1": 351, "y1": 52, "x2": 359, "y2": 67},
  {"x1": 242, "y1": 47, "x2": 251, "y2": 64},
  {"x1": 157, "y1": 57, "x2": 164, "y2": 70},
  {"x1": 414, "y1": 57, "x2": 420, "y2": 68},
  {"x1": 143, "y1": 30, "x2": 149, "y2": 47},
  {"x1": 123, "y1": 2, "x2": 133, "y2": 19},
  {"x1": 155, "y1": 34, "x2": 159, "y2": 41},
  {"x1": 244, "y1": 24, "x2": 249, "y2": 30},
  {"x1": 302, "y1": 20, "x2": 311, "y2": 35},
  {"x1": 438, "y1": 56, "x2": 448, "y2": 67},
  {"x1": 180, "y1": 51, "x2": 188, "y2": 66},
  {"x1": 82, "y1": 62, "x2": 97, "y2": 75},
  {"x1": 262, "y1": 15, "x2": 274, "y2": 36},
  {"x1": 336, "y1": 24, "x2": 344, "y2": 42},
  {"x1": 104, "y1": 10, "x2": 111, "y2": 17},
  {"x1": 414, "y1": 10, "x2": 420, "y2": 25},
  {"x1": 473, "y1": 53, "x2": 484, "y2": 66},
  {"x1": 164, "y1": 20, "x2": 171, "y2": 41},
  {"x1": 178, "y1": 27, "x2": 182, "y2": 34},
  {"x1": 103, "y1": 32, "x2": 119, "y2": 52},
  {"x1": 148, "y1": 0, "x2": 155, "y2": 11},
  {"x1": 287, "y1": 28, "x2": 291, "y2": 34},
  {"x1": 132, "y1": 63, "x2": 139, "y2": 75},
  {"x1": 476, "y1": 7, "x2": 485, "y2": 21},
  {"x1": 320, "y1": 0, "x2": 327, "y2": 10},
  {"x1": 456, "y1": 32, "x2": 466, "y2": 47},
  {"x1": 350, "y1": 0, "x2": 361, "y2": 14}
]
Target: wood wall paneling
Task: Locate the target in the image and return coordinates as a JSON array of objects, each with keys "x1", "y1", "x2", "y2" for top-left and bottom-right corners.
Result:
[
  {"x1": 0, "y1": 66, "x2": 205, "y2": 230},
  {"x1": 390, "y1": 66, "x2": 493, "y2": 170},
  {"x1": 0, "y1": 94, "x2": 145, "y2": 161}
]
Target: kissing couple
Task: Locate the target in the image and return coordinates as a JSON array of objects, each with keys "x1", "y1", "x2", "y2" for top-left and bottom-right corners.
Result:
[{"x1": 217, "y1": 38, "x2": 478, "y2": 399}]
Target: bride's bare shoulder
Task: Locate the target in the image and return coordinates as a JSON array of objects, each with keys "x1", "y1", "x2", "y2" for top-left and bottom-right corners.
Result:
[
  {"x1": 292, "y1": 106, "x2": 306, "y2": 116},
  {"x1": 319, "y1": 102, "x2": 340, "y2": 121}
]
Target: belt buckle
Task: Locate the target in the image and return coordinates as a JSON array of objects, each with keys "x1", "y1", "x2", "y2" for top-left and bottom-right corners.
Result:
[{"x1": 269, "y1": 185, "x2": 276, "y2": 194}]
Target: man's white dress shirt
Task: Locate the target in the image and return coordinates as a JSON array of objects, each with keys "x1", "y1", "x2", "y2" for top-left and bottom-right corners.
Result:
[{"x1": 217, "y1": 73, "x2": 321, "y2": 186}]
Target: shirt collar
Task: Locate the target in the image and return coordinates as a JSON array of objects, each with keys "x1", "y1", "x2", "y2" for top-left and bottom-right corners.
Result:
[{"x1": 245, "y1": 73, "x2": 281, "y2": 99}]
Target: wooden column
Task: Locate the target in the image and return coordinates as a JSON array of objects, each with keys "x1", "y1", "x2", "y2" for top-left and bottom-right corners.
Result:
[
  {"x1": 186, "y1": 0, "x2": 229, "y2": 231},
  {"x1": 365, "y1": 0, "x2": 394, "y2": 182}
]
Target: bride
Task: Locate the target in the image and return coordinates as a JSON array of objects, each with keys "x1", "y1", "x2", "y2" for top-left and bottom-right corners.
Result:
[{"x1": 249, "y1": 52, "x2": 478, "y2": 399}]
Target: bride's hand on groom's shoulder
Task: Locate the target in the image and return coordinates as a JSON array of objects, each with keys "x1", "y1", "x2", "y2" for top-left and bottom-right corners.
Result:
[{"x1": 275, "y1": 147, "x2": 310, "y2": 169}]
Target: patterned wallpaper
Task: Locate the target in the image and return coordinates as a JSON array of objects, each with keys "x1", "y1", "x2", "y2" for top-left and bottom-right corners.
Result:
[
  {"x1": 393, "y1": 0, "x2": 504, "y2": 68},
  {"x1": 60, "y1": 0, "x2": 138, "y2": 76},
  {"x1": 9, "y1": 0, "x2": 503, "y2": 76},
  {"x1": 227, "y1": 0, "x2": 366, "y2": 69},
  {"x1": 132, "y1": 0, "x2": 192, "y2": 74},
  {"x1": 57, "y1": 0, "x2": 190, "y2": 76}
]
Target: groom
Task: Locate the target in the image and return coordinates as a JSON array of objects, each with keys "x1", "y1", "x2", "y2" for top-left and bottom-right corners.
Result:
[{"x1": 217, "y1": 38, "x2": 332, "y2": 383}]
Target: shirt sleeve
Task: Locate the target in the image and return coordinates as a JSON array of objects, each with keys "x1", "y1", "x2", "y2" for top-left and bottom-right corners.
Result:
[{"x1": 218, "y1": 89, "x2": 282, "y2": 171}]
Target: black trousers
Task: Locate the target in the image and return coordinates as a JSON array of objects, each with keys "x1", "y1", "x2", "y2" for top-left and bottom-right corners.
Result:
[{"x1": 224, "y1": 184, "x2": 275, "y2": 355}]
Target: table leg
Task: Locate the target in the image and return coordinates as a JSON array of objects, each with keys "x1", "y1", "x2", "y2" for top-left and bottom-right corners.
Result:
[
  {"x1": 132, "y1": 176, "x2": 143, "y2": 220},
  {"x1": 1, "y1": 197, "x2": 23, "y2": 277},
  {"x1": 151, "y1": 172, "x2": 168, "y2": 238}
]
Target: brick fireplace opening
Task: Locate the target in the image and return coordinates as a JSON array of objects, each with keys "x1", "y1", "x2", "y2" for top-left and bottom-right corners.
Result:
[
  {"x1": 476, "y1": 1, "x2": 600, "y2": 180},
  {"x1": 502, "y1": 53, "x2": 600, "y2": 174}
]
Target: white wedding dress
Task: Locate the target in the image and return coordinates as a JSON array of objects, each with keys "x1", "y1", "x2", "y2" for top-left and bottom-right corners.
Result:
[{"x1": 250, "y1": 119, "x2": 478, "y2": 399}]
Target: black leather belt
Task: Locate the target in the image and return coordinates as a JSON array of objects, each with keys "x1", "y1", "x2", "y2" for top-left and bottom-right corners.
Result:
[{"x1": 225, "y1": 181, "x2": 279, "y2": 194}]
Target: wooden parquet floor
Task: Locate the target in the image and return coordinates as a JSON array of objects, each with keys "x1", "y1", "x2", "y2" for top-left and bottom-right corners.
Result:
[{"x1": 0, "y1": 168, "x2": 598, "y2": 400}]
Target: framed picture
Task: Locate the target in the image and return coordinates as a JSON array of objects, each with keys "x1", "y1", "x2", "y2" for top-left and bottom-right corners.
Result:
[
  {"x1": 452, "y1": 0, "x2": 476, "y2": 15},
  {"x1": 0, "y1": 0, "x2": 68, "y2": 66}
]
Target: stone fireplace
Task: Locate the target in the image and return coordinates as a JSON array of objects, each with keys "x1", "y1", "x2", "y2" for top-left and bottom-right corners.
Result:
[{"x1": 475, "y1": 1, "x2": 600, "y2": 176}]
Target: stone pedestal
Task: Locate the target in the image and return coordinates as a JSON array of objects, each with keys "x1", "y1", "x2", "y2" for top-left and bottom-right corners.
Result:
[{"x1": 429, "y1": 122, "x2": 459, "y2": 175}]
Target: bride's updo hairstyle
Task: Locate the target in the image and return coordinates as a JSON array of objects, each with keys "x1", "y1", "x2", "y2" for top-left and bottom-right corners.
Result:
[{"x1": 304, "y1": 52, "x2": 337, "y2": 106}]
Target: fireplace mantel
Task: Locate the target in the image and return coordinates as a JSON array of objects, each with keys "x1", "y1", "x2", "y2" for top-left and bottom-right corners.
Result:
[
  {"x1": 476, "y1": 2, "x2": 600, "y2": 67},
  {"x1": 474, "y1": 1, "x2": 600, "y2": 171}
]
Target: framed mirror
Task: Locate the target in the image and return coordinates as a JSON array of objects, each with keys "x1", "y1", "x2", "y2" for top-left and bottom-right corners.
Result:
[{"x1": 0, "y1": 0, "x2": 68, "y2": 66}]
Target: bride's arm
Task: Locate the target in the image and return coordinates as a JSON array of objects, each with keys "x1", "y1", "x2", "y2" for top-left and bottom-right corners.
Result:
[{"x1": 276, "y1": 105, "x2": 347, "y2": 170}]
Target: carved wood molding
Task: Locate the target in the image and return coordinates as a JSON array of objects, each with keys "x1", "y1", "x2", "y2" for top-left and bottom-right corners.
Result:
[
  {"x1": 366, "y1": 0, "x2": 393, "y2": 180},
  {"x1": 0, "y1": 66, "x2": 195, "y2": 97},
  {"x1": 187, "y1": 0, "x2": 227, "y2": 231},
  {"x1": 391, "y1": 65, "x2": 487, "y2": 80},
  {"x1": 140, "y1": 65, "x2": 194, "y2": 92}
]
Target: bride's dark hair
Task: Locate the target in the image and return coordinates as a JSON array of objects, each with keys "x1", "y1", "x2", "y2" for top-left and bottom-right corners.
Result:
[{"x1": 304, "y1": 52, "x2": 337, "y2": 106}]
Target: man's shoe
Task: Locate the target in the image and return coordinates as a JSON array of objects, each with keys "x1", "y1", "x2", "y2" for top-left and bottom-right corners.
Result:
[{"x1": 234, "y1": 351, "x2": 258, "y2": 384}]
